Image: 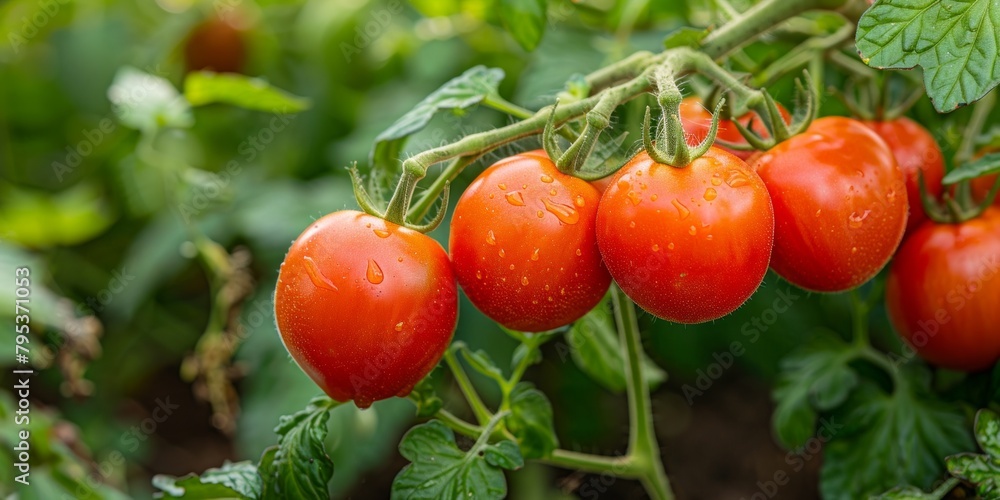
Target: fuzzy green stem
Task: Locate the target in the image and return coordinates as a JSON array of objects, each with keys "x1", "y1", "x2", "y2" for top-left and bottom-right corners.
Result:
[
  {"x1": 611, "y1": 285, "x2": 674, "y2": 500},
  {"x1": 956, "y1": 90, "x2": 997, "y2": 166},
  {"x1": 540, "y1": 449, "x2": 635, "y2": 475},
  {"x1": 444, "y1": 348, "x2": 493, "y2": 425},
  {"x1": 483, "y1": 95, "x2": 535, "y2": 120},
  {"x1": 700, "y1": 0, "x2": 849, "y2": 59},
  {"x1": 437, "y1": 409, "x2": 483, "y2": 438}
]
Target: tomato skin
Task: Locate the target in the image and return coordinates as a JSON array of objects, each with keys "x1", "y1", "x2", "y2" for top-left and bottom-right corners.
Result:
[
  {"x1": 596, "y1": 148, "x2": 774, "y2": 323},
  {"x1": 185, "y1": 17, "x2": 247, "y2": 74},
  {"x1": 275, "y1": 211, "x2": 458, "y2": 408},
  {"x1": 752, "y1": 117, "x2": 907, "y2": 292},
  {"x1": 885, "y1": 208, "x2": 1000, "y2": 371},
  {"x1": 449, "y1": 151, "x2": 610, "y2": 332},
  {"x1": 862, "y1": 118, "x2": 945, "y2": 234},
  {"x1": 680, "y1": 97, "x2": 791, "y2": 160}
]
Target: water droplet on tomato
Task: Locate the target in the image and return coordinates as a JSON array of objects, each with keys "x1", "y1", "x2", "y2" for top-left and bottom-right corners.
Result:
[
  {"x1": 505, "y1": 191, "x2": 525, "y2": 206},
  {"x1": 574, "y1": 195, "x2": 586, "y2": 207},
  {"x1": 531, "y1": 248, "x2": 540, "y2": 261},
  {"x1": 650, "y1": 194, "x2": 658, "y2": 202},
  {"x1": 366, "y1": 260, "x2": 384, "y2": 284},
  {"x1": 303, "y1": 256, "x2": 338, "y2": 292},
  {"x1": 509, "y1": 264, "x2": 515, "y2": 270},
  {"x1": 576, "y1": 248, "x2": 582, "y2": 256},
  {"x1": 476, "y1": 270, "x2": 483, "y2": 279},
  {"x1": 689, "y1": 225, "x2": 697, "y2": 236},
  {"x1": 706, "y1": 234, "x2": 713, "y2": 240},
  {"x1": 397, "y1": 256, "x2": 403, "y2": 262},
  {"x1": 522, "y1": 183, "x2": 528, "y2": 189},
  {"x1": 672, "y1": 199, "x2": 690, "y2": 220},
  {"x1": 704, "y1": 188, "x2": 717, "y2": 201},
  {"x1": 499, "y1": 249, "x2": 506, "y2": 258},
  {"x1": 548, "y1": 296, "x2": 554, "y2": 302},
  {"x1": 886, "y1": 189, "x2": 896, "y2": 202},
  {"x1": 395, "y1": 322, "x2": 404, "y2": 332},
  {"x1": 652, "y1": 244, "x2": 660, "y2": 252},
  {"x1": 851, "y1": 247, "x2": 858, "y2": 254},
  {"x1": 668, "y1": 242, "x2": 675, "y2": 250},
  {"x1": 856, "y1": 170, "x2": 865, "y2": 178},
  {"x1": 617, "y1": 177, "x2": 631, "y2": 190},
  {"x1": 486, "y1": 230, "x2": 497, "y2": 245},
  {"x1": 725, "y1": 170, "x2": 750, "y2": 188},
  {"x1": 627, "y1": 191, "x2": 642, "y2": 205},
  {"x1": 498, "y1": 183, "x2": 507, "y2": 190},
  {"x1": 815, "y1": 209, "x2": 822, "y2": 217},
  {"x1": 629, "y1": 221, "x2": 636, "y2": 228},
  {"x1": 542, "y1": 198, "x2": 580, "y2": 224},
  {"x1": 540, "y1": 174, "x2": 554, "y2": 183},
  {"x1": 521, "y1": 276, "x2": 529, "y2": 286},
  {"x1": 536, "y1": 210, "x2": 544, "y2": 218},
  {"x1": 711, "y1": 174, "x2": 723, "y2": 186},
  {"x1": 549, "y1": 188, "x2": 557, "y2": 196},
  {"x1": 373, "y1": 229, "x2": 390, "y2": 238},
  {"x1": 848, "y1": 210, "x2": 871, "y2": 228}
]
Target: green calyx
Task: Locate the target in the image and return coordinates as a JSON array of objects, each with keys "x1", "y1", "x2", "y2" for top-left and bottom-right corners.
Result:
[
  {"x1": 921, "y1": 171, "x2": 1000, "y2": 225},
  {"x1": 348, "y1": 165, "x2": 450, "y2": 233},
  {"x1": 719, "y1": 71, "x2": 817, "y2": 152},
  {"x1": 643, "y1": 70, "x2": 723, "y2": 167}
]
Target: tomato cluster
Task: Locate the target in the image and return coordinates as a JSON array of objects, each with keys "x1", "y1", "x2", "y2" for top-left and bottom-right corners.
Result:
[{"x1": 274, "y1": 100, "x2": 1000, "y2": 407}]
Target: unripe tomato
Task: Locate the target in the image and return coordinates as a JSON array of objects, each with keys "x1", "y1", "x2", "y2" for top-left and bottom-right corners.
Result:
[
  {"x1": 680, "y1": 97, "x2": 791, "y2": 160},
  {"x1": 862, "y1": 117, "x2": 944, "y2": 234},
  {"x1": 885, "y1": 208, "x2": 1000, "y2": 371},
  {"x1": 184, "y1": 16, "x2": 247, "y2": 74},
  {"x1": 449, "y1": 151, "x2": 610, "y2": 332},
  {"x1": 753, "y1": 117, "x2": 907, "y2": 292},
  {"x1": 275, "y1": 211, "x2": 458, "y2": 408},
  {"x1": 596, "y1": 147, "x2": 774, "y2": 323}
]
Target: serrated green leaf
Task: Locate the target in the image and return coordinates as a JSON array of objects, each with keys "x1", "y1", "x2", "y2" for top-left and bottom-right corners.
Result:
[
  {"x1": 856, "y1": 0, "x2": 1000, "y2": 112},
  {"x1": 153, "y1": 461, "x2": 261, "y2": 499},
  {"x1": 499, "y1": 0, "x2": 547, "y2": 51},
  {"x1": 391, "y1": 420, "x2": 523, "y2": 500},
  {"x1": 819, "y1": 377, "x2": 974, "y2": 499},
  {"x1": 565, "y1": 298, "x2": 666, "y2": 393},
  {"x1": 369, "y1": 65, "x2": 504, "y2": 170},
  {"x1": 184, "y1": 72, "x2": 310, "y2": 113},
  {"x1": 410, "y1": 376, "x2": 443, "y2": 419},
  {"x1": 506, "y1": 382, "x2": 558, "y2": 459},
  {"x1": 257, "y1": 396, "x2": 340, "y2": 500},
  {"x1": 108, "y1": 66, "x2": 192, "y2": 131},
  {"x1": 460, "y1": 347, "x2": 506, "y2": 383},
  {"x1": 946, "y1": 453, "x2": 1000, "y2": 497},
  {"x1": 943, "y1": 152, "x2": 1000, "y2": 184},
  {"x1": 772, "y1": 331, "x2": 858, "y2": 449},
  {"x1": 663, "y1": 27, "x2": 708, "y2": 49},
  {"x1": 976, "y1": 409, "x2": 1000, "y2": 458}
]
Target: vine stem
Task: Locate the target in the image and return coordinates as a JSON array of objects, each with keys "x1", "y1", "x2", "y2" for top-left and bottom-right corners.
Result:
[
  {"x1": 956, "y1": 89, "x2": 997, "y2": 166},
  {"x1": 699, "y1": 0, "x2": 849, "y2": 58},
  {"x1": 611, "y1": 285, "x2": 673, "y2": 500},
  {"x1": 444, "y1": 348, "x2": 493, "y2": 425}
]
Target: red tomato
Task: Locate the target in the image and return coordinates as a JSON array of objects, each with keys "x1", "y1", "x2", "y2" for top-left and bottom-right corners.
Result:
[
  {"x1": 885, "y1": 208, "x2": 1000, "y2": 371},
  {"x1": 595, "y1": 147, "x2": 774, "y2": 323},
  {"x1": 970, "y1": 148, "x2": 1000, "y2": 206},
  {"x1": 185, "y1": 16, "x2": 247, "y2": 74},
  {"x1": 680, "y1": 97, "x2": 791, "y2": 160},
  {"x1": 752, "y1": 117, "x2": 907, "y2": 292},
  {"x1": 275, "y1": 211, "x2": 458, "y2": 408},
  {"x1": 449, "y1": 150, "x2": 610, "y2": 332},
  {"x1": 863, "y1": 117, "x2": 944, "y2": 234}
]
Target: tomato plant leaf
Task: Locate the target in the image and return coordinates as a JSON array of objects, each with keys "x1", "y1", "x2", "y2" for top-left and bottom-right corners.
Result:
[
  {"x1": 944, "y1": 409, "x2": 1000, "y2": 497},
  {"x1": 499, "y1": 0, "x2": 547, "y2": 51},
  {"x1": 870, "y1": 485, "x2": 941, "y2": 500},
  {"x1": 152, "y1": 461, "x2": 261, "y2": 499},
  {"x1": 819, "y1": 376, "x2": 974, "y2": 499},
  {"x1": 942, "y1": 152, "x2": 1000, "y2": 184},
  {"x1": 257, "y1": 396, "x2": 340, "y2": 500},
  {"x1": 506, "y1": 382, "x2": 558, "y2": 459},
  {"x1": 511, "y1": 343, "x2": 543, "y2": 371},
  {"x1": 565, "y1": 298, "x2": 666, "y2": 393},
  {"x1": 410, "y1": 376, "x2": 444, "y2": 419},
  {"x1": 662, "y1": 27, "x2": 708, "y2": 49},
  {"x1": 459, "y1": 346, "x2": 507, "y2": 384},
  {"x1": 184, "y1": 72, "x2": 310, "y2": 113},
  {"x1": 369, "y1": 65, "x2": 505, "y2": 170},
  {"x1": 108, "y1": 66, "x2": 193, "y2": 131},
  {"x1": 856, "y1": 0, "x2": 1000, "y2": 112},
  {"x1": 771, "y1": 331, "x2": 858, "y2": 449},
  {"x1": 391, "y1": 420, "x2": 523, "y2": 500},
  {"x1": 973, "y1": 408, "x2": 1000, "y2": 458}
]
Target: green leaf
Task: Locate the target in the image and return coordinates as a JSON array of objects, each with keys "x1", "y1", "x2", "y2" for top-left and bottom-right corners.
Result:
[
  {"x1": 369, "y1": 65, "x2": 505, "y2": 171},
  {"x1": 506, "y1": 382, "x2": 558, "y2": 459},
  {"x1": 391, "y1": 420, "x2": 523, "y2": 500},
  {"x1": 564, "y1": 298, "x2": 666, "y2": 393},
  {"x1": 107, "y1": 66, "x2": 192, "y2": 131},
  {"x1": 975, "y1": 409, "x2": 1000, "y2": 458},
  {"x1": 153, "y1": 461, "x2": 261, "y2": 499},
  {"x1": 410, "y1": 376, "x2": 443, "y2": 419},
  {"x1": 0, "y1": 183, "x2": 115, "y2": 248},
  {"x1": 943, "y1": 152, "x2": 1000, "y2": 184},
  {"x1": 511, "y1": 343, "x2": 543, "y2": 371},
  {"x1": 946, "y1": 454, "x2": 1000, "y2": 497},
  {"x1": 771, "y1": 331, "x2": 858, "y2": 449},
  {"x1": 663, "y1": 27, "x2": 708, "y2": 49},
  {"x1": 459, "y1": 346, "x2": 506, "y2": 383},
  {"x1": 856, "y1": 0, "x2": 1000, "y2": 112},
  {"x1": 499, "y1": 0, "x2": 547, "y2": 51},
  {"x1": 184, "y1": 72, "x2": 310, "y2": 113},
  {"x1": 257, "y1": 396, "x2": 340, "y2": 500},
  {"x1": 870, "y1": 485, "x2": 940, "y2": 500},
  {"x1": 819, "y1": 378, "x2": 974, "y2": 499}
]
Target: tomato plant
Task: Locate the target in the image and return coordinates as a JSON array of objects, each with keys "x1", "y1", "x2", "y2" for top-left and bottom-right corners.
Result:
[
  {"x1": 596, "y1": 147, "x2": 774, "y2": 323},
  {"x1": 679, "y1": 96, "x2": 790, "y2": 160},
  {"x1": 753, "y1": 116, "x2": 908, "y2": 292},
  {"x1": 275, "y1": 210, "x2": 458, "y2": 408},
  {"x1": 449, "y1": 151, "x2": 610, "y2": 332}
]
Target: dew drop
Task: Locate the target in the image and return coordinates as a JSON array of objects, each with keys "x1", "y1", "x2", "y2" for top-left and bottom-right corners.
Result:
[
  {"x1": 574, "y1": 195, "x2": 586, "y2": 207},
  {"x1": 549, "y1": 188, "x2": 558, "y2": 196},
  {"x1": 851, "y1": 247, "x2": 858, "y2": 254},
  {"x1": 668, "y1": 242, "x2": 675, "y2": 250},
  {"x1": 725, "y1": 170, "x2": 750, "y2": 188},
  {"x1": 689, "y1": 225, "x2": 697, "y2": 236},
  {"x1": 560, "y1": 288, "x2": 566, "y2": 295},
  {"x1": 521, "y1": 276, "x2": 529, "y2": 286},
  {"x1": 650, "y1": 194, "x2": 659, "y2": 201},
  {"x1": 366, "y1": 259, "x2": 384, "y2": 284},
  {"x1": 886, "y1": 189, "x2": 896, "y2": 202},
  {"x1": 617, "y1": 178, "x2": 631, "y2": 190},
  {"x1": 542, "y1": 198, "x2": 581, "y2": 224},
  {"x1": 856, "y1": 169, "x2": 865, "y2": 178},
  {"x1": 498, "y1": 183, "x2": 507, "y2": 190},
  {"x1": 848, "y1": 210, "x2": 871, "y2": 228},
  {"x1": 671, "y1": 199, "x2": 691, "y2": 220},
  {"x1": 505, "y1": 191, "x2": 525, "y2": 206},
  {"x1": 365, "y1": 222, "x2": 372, "y2": 228},
  {"x1": 395, "y1": 322, "x2": 404, "y2": 332},
  {"x1": 530, "y1": 248, "x2": 540, "y2": 261},
  {"x1": 489, "y1": 193, "x2": 495, "y2": 199},
  {"x1": 373, "y1": 229, "x2": 390, "y2": 238},
  {"x1": 629, "y1": 221, "x2": 636, "y2": 228},
  {"x1": 704, "y1": 188, "x2": 718, "y2": 201},
  {"x1": 711, "y1": 173, "x2": 723, "y2": 186},
  {"x1": 303, "y1": 256, "x2": 338, "y2": 292},
  {"x1": 548, "y1": 296, "x2": 554, "y2": 302},
  {"x1": 509, "y1": 264, "x2": 515, "y2": 270},
  {"x1": 476, "y1": 270, "x2": 483, "y2": 279},
  {"x1": 536, "y1": 210, "x2": 544, "y2": 218},
  {"x1": 635, "y1": 170, "x2": 643, "y2": 177},
  {"x1": 544, "y1": 284, "x2": 550, "y2": 291},
  {"x1": 815, "y1": 209, "x2": 822, "y2": 217},
  {"x1": 522, "y1": 184, "x2": 528, "y2": 189},
  {"x1": 397, "y1": 256, "x2": 403, "y2": 262},
  {"x1": 627, "y1": 191, "x2": 642, "y2": 205},
  {"x1": 486, "y1": 230, "x2": 497, "y2": 246},
  {"x1": 706, "y1": 235, "x2": 713, "y2": 241},
  {"x1": 540, "y1": 174, "x2": 554, "y2": 183},
  {"x1": 652, "y1": 244, "x2": 660, "y2": 252},
  {"x1": 499, "y1": 249, "x2": 506, "y2": 258},
  {"x1": 576, "y1": 248, "x2": 582, "y2": 256}
]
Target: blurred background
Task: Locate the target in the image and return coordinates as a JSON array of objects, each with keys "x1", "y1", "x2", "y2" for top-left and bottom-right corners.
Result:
[{"x1": 0, "y1": 0, "x2": 950, "y2": 498}]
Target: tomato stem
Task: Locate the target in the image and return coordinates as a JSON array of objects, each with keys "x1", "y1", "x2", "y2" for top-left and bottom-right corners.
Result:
[
  {"x1": 444, "y1": 346, "x2": 494, "y2": 426},
  {"x1": 699, "y1": 0, "x2": 849, "y2": 59},
  {"x1": 750, "y1": 15, "x2": 853, "y2": 88}
]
